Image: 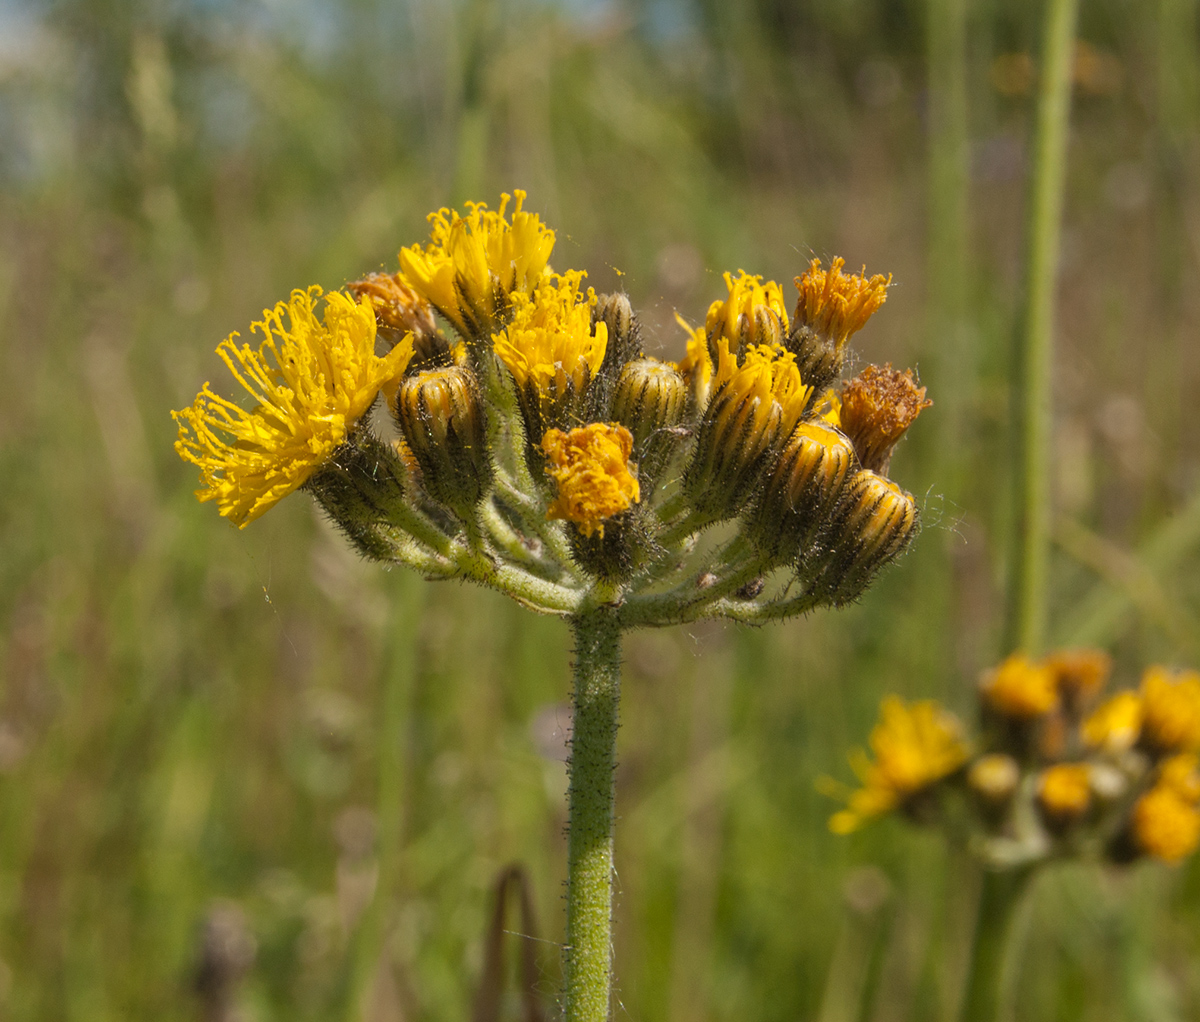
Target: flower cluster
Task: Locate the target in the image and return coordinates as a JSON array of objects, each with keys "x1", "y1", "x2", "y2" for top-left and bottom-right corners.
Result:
[
  {"x1": 173, "y1": 193, "x2": 928, "y2": 625},
  {"x1": 827, "y1": 649, "x2": 1200, "y2": 867}
]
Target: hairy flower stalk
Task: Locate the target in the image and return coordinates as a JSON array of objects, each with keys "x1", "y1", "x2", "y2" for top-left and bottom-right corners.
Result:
[{"x1": 173, "y1": 193, "x2": 924, "y2": 1018}]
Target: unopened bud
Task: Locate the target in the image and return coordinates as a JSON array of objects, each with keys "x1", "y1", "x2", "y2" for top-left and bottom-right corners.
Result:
[
  {"x1": 748, "y1": 421, "x2": 855, "y2": 563},
  {"x1": 395, "y1": 365, "x2": 492, "y2": 518},
  {"x1": 610, "y1": 358, "x2": 688, "y2": 488},
  {"x1": 811, "y1": 469, "x2": 917, "y2": 601},
  {"x1": 595, "y1": 293, "x2": 642, "y2": 374},
  {"x1": 684, "y1": 345, "x2": 810, "y2": 522},
  {"x1": 968, "y1": 753, "x2": 1020, "y2": 806}
]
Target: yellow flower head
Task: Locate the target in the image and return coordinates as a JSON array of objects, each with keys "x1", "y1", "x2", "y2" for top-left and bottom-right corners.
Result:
[
  {"x1": 1083, "y1": 690, "x2": 1143, "y2": 754},
  {"x1": 793, "y1": 257, "x2": 891, "y2": 348},
  {"x1": 1044, "y1": 647, "x2": 1112, "y2": 707},
  {"x1": 173, "y1": 287, "x2": 413, "y2": 528},
  {"x1": 979, "y1": 653, "x2": 1058, "y2": 720},
  {"x1": 829, "y1": 696, "x2": 968, "y2": 834},
  {"x1": 542, "y1": 423, "x2": 640, "y2": 538},
  {"x1": 493, "y1": 271, "x2": 607, "y2": 423},
  {"x1": 1139, "y1": 665, "x2": 1200, "y2": 754},
  {"x1": 399, "y1": 190, "x2": 556, "y2": 338},
  {"x1": 1132, "y1": 784, "x2": 1200, "y2": 863},
  {"x1": 838, "y1": 364, "x2": 932, "y2": 473},
  {"x1": 706, "y1": 270, "x2": 790, "y2": 350},
  {"x1": 1037, "y1": 763, "x2": 1092, "y2": 820},
  {"x1": 708, "y1": 343, "x2": 812, "y2": 447}
]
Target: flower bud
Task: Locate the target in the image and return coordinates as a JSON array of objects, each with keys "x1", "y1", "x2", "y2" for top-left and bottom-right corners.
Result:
[
  {"x1": 747, "y1": 421, "x2": 855, "y2": 563},
  {"x1": 809, "y1": 469, "x2": 917, "y2": 602},
  {"x1": 684, "y1": 345, "x2": 811, "y2": 522},
  {"x1": 610, "y1": 358, "x2": 688, "y2": 487},
  {"x1": 968, "y1": 753, "x2": 1020, "y2": 809},
  {"x1": 838, "y1": 364, "x2": 931, "y2": 473},
  {"x1": 395, "y1": 365, "x2": 492, "y2": 519},
  {"x1": 788, "y1": 258, "x2": 890, "y2": 395},
  {"x1": 594, "y1": 292, "x2": 642, "y2": 378},
  {"x1": 706, "y1": 271, "x2": 789, "y2": 361}
]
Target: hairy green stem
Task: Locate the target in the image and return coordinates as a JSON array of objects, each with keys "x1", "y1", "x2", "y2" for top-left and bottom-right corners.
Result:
[
  {"x1": 958, "y1": 867, "x2": 1035, "y2": 1022},
  {"x1": 564, "y1": 609, "x2": 623, "y2": 1022},
  {"x1": 1009, "y1": 0, "x2": 1080, "y2": 655}
]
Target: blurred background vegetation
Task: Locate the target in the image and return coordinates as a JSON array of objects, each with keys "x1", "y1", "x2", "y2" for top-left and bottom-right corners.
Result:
[{"x1": 2, "y1": 0, "x2": 1200, "y2": 1018}]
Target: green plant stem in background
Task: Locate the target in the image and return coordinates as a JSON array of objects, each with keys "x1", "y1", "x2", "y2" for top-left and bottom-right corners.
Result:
[
  {"x1": 926, "y1": 0, "x2": 971, "y2": 486},
  {"x1": 958, "y1": 867, "x2": 1036, "y2": 1022},
  {"x1": 564, "y1": 609, "x2": 623, "y2": 1022},
  {"x1": 1010, "y1": 0, "x2": 1081, "y2": 656},
  {"x1": 342, "y1": 576, "x2": 421, "y2": 1019}
]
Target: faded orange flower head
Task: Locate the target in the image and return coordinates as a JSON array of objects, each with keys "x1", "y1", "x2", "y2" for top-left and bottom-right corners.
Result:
[{"x1": 542, "y1": 423, "x2": 640, "y2": 538}]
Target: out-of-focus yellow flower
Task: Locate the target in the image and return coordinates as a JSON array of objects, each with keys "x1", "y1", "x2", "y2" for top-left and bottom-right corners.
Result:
[
  {"x1": 1139, "y1": 665, "x2": 1200, "y2": 754},
  {"x1": 793, "y1": 257, "x2": 890, "y2": 349},
  {"x1": 828, "y1": 696, "x2": 968, "y2": 834},
  {"x1": 493, "y1": 271, "x2": 606, "y2": 422},
  {"x1": 706, "y1": 270, "x2": 790, "y2": 349},
  {"x1": 1083, "y1": 691, "x2": 1143, "y2": 754},
  {"x1": 173, "y1": 287, "x2": 413, "y2": 527},
  {"x1": 1037, "y1": 763, "x2": 1092, "y2": 821},
  {"x1": 1045, "y1": 648, "x2": 1112, "y2": 707},
  {"x1": 967, "y1": 753, "x2": 1020, "y2": 804},
  {"x1": 1132, "y1": 784, "x2": 1200, "y2": 863},
  {"x1": 979, "y1": 653, "x2": 1058, "y2": 720},
  {"x1": 542, "y1": 423, "x2": 640, "y2": 538},
  {"x1": 399, "y1": 190, "x2": 555, "y2": 338}
]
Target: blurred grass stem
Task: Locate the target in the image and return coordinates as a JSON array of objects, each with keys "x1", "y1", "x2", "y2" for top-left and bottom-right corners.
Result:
[
  {"x1": 564, "y1": 609, "x2": 623, "y2": 1021},
  {"x1": 1009, "y1": 0, "x2": 1080, "y2": 656},
  {"x1": 958, "y1": 868, "x2": 1035, "y2": 1022}
]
